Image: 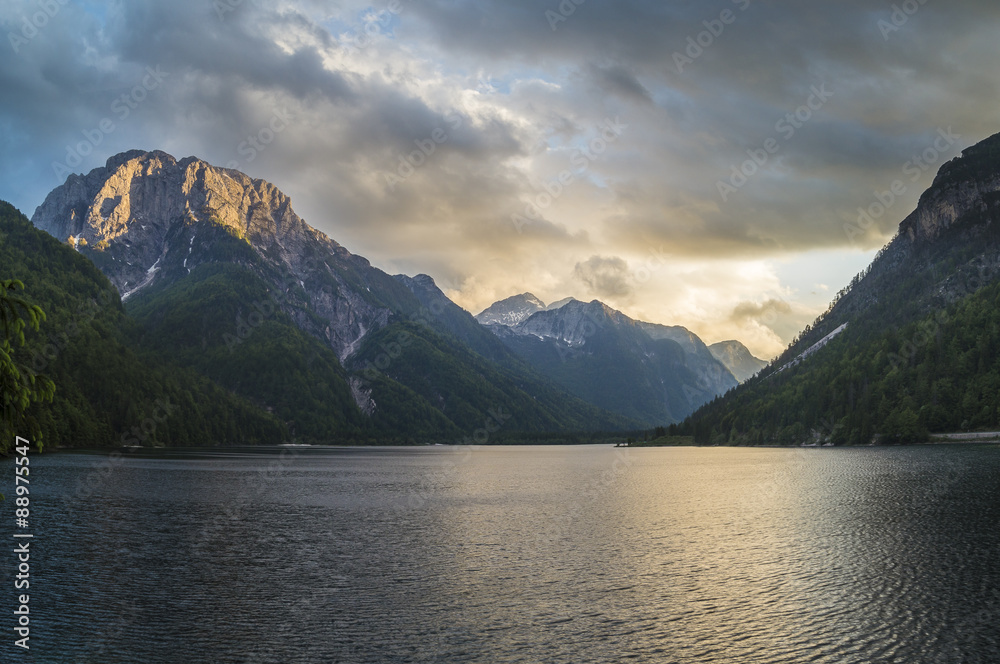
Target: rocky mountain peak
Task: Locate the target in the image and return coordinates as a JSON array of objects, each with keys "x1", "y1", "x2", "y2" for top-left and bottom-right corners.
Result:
[
  {"x1": 899, "y1": 131, "x2": 1000, "y2": 245},
  {"x1": 707, "y1": 340, "x2": 767, "y2": 382},
  {"x1": 638, "y1": 322, "x2": 707, "y2": 356},
  {"x1": 475, "y1": 292, "x2": 546, "y2": 326},
  {"x1": 544, "y1": 297, "x2": 577, "y2": 311},
  {"x1": 407, "y1": 274, "x2": 439, "y2": 290},
  {"x1": 482, "y1": 295, "x2": 740, "y2": 423},
  {"x1": 394, "y1": 273, "x2": 450, "y2": 306},
  {"x1": 33, "y1": 150, "x2": 337, "y2": 264},
  {"x1": 30, "y1": 150, "x2": 399, "y2": 361},
  {"x1": 512, "y1": 298, "x2": 633, "y2": 345}
]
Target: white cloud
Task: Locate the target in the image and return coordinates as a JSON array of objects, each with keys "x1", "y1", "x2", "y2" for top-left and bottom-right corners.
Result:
[{"x1": 3, "y1": 0, "x2": 1000, "y2": 357}]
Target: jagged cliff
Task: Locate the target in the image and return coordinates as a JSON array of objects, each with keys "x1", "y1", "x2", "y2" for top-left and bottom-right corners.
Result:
[
  {"x1": 771, "y1": 133, "x2": 1000, "y2": 365},
  {"x1": 681, "y1": 131, "x2": 1000, "y2": 445},
  {"x1": 32, "y1": 150, "x2": 407, "y2": 360},
  {"x1": 902, "y1": 139, "x2": 1000, "y2": 244}
]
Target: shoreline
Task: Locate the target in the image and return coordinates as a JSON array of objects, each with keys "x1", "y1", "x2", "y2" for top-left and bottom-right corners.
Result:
[
  {"x1": 620, "y1": 432, "x2": 1000, "y2": 449},
  {"x1": 5, "y1": 434, "x2": 999, "y2": 458}
]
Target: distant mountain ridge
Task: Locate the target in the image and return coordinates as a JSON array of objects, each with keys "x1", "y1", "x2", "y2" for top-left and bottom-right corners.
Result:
[
  {"x1": 27, "y1": 150, "x2": 634, "y2": 441},
  {"x1": 475, "y1": 293, "x2": 546, "y2": 326},
  {"x1": 477, "y1": 296, "x2": 746, "y2": 424},
  {"x1": 708, "y1": 340, "x2": 768, "y2": 382}
]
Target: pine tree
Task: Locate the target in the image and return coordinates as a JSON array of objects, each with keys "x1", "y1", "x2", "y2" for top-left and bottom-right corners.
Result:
[{"x1": 1, "y1": 279, "x2": 56, "y2": 453}]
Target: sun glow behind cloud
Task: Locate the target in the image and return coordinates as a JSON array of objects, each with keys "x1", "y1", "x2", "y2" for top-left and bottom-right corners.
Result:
[{"x1": 3, "y1": 0, "x2": 1000, "y2": 357}]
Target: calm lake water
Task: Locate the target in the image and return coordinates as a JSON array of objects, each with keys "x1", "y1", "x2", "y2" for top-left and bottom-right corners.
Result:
[{"x1": 2, "y1": 444, "x2": 999, "y2": 663}]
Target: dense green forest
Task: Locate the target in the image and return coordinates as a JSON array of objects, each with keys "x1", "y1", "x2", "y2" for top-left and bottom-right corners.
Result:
[
  {"x1": 126, "y1": 260, "x2": 475, "y2": 443},
  {"x1": 676, "y1": 277, "x2": 1000, "y2": 445},
  {"x1": 0, "y1": 201, "x2": 288, "y2": 452},
  {"x1": 350, "y1": 319, "x2": 630, "y2": 434},
  {"x1": 1, "y1": 278, "x2": 55, "y2": 451},
  {"x1": 1, "y1": 199, "x2": 631, "y2": 449},
  {"x1": 126, "y1": 261, "x2": 371, "y2": 441},
  {"x1": 675, "y1": 136, "x2": 1000, "y2": 448}
]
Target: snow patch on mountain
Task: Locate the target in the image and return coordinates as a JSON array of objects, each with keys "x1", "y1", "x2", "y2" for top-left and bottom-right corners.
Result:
[{"x1": 475, "y1": 292, "x2": 546, "y2": 326}]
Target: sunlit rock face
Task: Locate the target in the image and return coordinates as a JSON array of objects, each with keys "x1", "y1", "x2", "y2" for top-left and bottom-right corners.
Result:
[{"x1": 32, "y1": 150, "x2": 407, "y2": 361}]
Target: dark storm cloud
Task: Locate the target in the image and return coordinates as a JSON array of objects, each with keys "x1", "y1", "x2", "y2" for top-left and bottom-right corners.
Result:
[
  {"x1": 108, "y1": 2, "x2": 353, "y2": 101},
  {"x1": 3, "y1": 0, "x2": 1000, "y2": 352},
  {"x1": 393, "y1": 0, "x2": 1000, "y2": 257},
  {"x1": 0, "y1": 0, "x2": 528, "y2": 228}
]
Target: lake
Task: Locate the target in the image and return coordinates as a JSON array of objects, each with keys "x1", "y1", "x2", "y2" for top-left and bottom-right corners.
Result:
[{"x1": 2, "y1": 444, "x2": 998, "y2": 663}]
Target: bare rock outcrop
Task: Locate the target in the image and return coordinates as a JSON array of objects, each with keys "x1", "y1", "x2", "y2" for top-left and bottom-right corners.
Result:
[{"x1": 32, "y1": 150, "x2": 394, "y2": 360}]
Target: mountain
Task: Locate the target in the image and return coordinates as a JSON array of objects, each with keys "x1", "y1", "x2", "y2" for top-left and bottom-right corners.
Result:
[
  {"x1": 708, "y1": 340, "x2": 767, "y2": 382},
  {"x1": 32, "y1": 149, "x2": 415, "y2": 362},
  {"x1": 475, "y1": 292, "x2": 546, "y2": 326},
  {"x1": 28, "y1": 150, "x2": 633, "y2": 442},
  {"x1": 378, "y1": 274, "x2": 636, "y2": 432},
  {"x1": 0, "y1": 200, "x2": 288, "y2": 450},
  {"x1": 679, "y1": 131, "x2": 1000, "y2": 445},
  {"x1": 545, "y1": 297, "x2": 576, "y2": 311},
  {"x1": 636, "y1": 321, "x2": 711, "y2": 355},
  {"x1": 395, "y1": 273, "x2": 514, "y2": 364},
  {"x1": 481, "y1": 298, "x2": 738, "y2": 425}
]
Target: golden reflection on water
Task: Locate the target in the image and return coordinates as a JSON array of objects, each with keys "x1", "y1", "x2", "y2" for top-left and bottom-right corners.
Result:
[{"x1": 7, "y1": 444, "x2": 999, "y2": 663}]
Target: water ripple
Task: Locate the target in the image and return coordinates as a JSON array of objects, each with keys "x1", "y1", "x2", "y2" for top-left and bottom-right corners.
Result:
[{"x1": 1, "y1": 444, "x2": 998, "y2": 663}]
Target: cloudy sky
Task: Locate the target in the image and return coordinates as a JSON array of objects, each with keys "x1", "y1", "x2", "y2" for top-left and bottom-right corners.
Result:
[{"x1": 3, "y1": 0, "x2": 1000, "y2": 357}]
